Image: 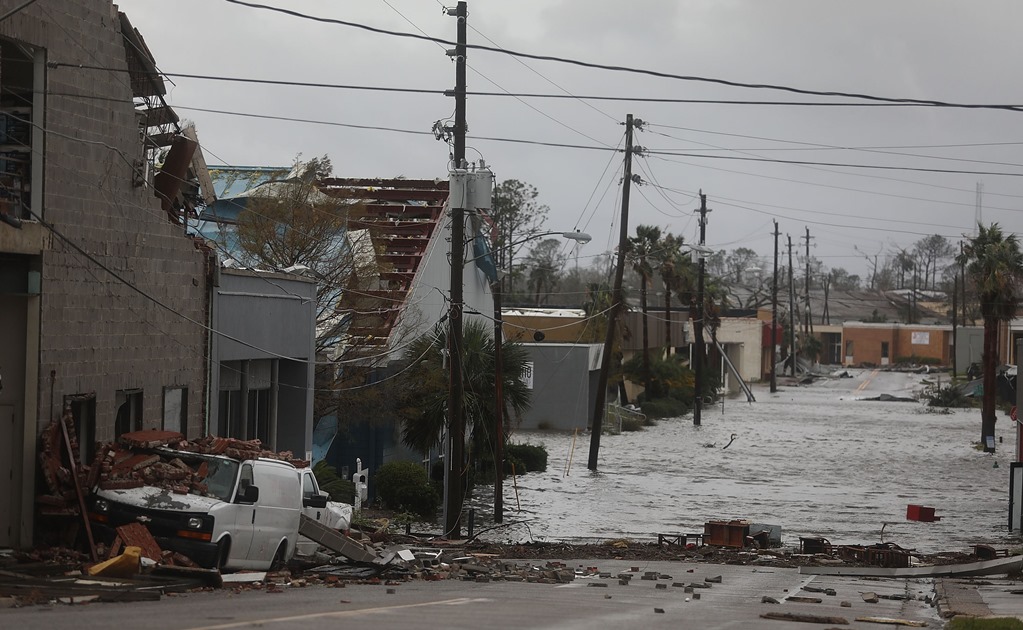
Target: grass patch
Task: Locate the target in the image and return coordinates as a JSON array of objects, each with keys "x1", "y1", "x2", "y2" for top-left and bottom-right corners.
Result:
[{"x1": 946, "y1": 617, "x2": 1023, "y2": 630}]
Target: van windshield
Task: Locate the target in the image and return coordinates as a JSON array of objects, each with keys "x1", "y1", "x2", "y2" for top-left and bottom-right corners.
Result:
[{"x1": 204, "y1": 458, "x2": 240, "y2": 502}]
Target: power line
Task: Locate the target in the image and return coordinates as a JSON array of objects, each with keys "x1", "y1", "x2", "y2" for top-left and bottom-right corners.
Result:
[
  {"x1": 643, "y1": 149, "x2": 1023, "y2": 178},
  {"x1": 647, "y1": 153, "x2": 1023, "y2": 212},
  {"x1": 47, "y1": 61, "x2": 1023, "y2": 110},
  {"x1": 173, "y1": 105, "x2": 614, "y2": 152},
  {"x1": 162, "y1": 104, "x2": 1023, "y2": 178},
  {"x1": 645, "y1": 122, "x2": 1023, "y2": 169},
  {"x1": 642, "y1": 181, "x2": 980, "y2": 231},
  {"x1": 0, "y1": 0, "x2": 40, "y2": 22},
  {"x1": 218, "y1": 0, "x2": 1023, "y2": 112}
]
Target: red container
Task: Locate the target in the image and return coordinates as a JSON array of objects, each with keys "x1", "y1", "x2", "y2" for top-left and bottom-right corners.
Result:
[
  {"x1": 703, "y1": 520, "x2": 749, "y2": 548},
  {"x1": 906, "y1": 504, "x2": 940, "y2": 522}
]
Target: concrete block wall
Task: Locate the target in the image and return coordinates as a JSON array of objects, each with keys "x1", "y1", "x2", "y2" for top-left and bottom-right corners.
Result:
[{"x1": 0, "y1": 1, "x2": 208, "y2": 441}]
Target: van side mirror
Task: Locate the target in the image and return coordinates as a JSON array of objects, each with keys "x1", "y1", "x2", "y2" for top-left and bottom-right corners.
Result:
[
  {"x1": 238, "y1": 485, "x2": 259, "y2": 504},
  {"x1": 304, "y1": 494, "x2": 327, "y2": 509}
]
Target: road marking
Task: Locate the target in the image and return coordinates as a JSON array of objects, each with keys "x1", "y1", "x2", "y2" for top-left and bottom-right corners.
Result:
[
  {"x1": 186, "y1": 597, "x2": 489, "y2": 630},
  {"x1": 855, "y1": 369, "x2": 880, "y2": 392},
  {"x1": 780, "y1": 575, "x2": 818, "y2": 603}
]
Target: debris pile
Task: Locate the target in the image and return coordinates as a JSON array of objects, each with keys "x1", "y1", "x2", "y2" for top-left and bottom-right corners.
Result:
[
  {"x1": 37, "y1": 423, "x2": 310, "y2": 510},
  {"x1": 36, "y1": 412, "x2": 90, "y2": 516},
  {"x1": 94, "y1": 431, "x2": 309, "y2": 496}
]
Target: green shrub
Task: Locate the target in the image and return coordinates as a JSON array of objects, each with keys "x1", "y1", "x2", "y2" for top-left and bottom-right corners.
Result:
[
  {"x1": 640, "y1": 397, "x2": 688, "y2": 419},
  {"x1": 620, "y1": 416, "x2": 645, "y2": 432},
  {"x1": 923, "y1": 384, "x2": 973, "y2": 408},
  {"x1": 373, "y1": 461, "x2": 439, "y2": 520},
  {"x1": 506, "y1": 443, "x2": 548, "y2": 473},
  {"x1": 313, "y1": 460, "x2": 356, "y2": 503}
]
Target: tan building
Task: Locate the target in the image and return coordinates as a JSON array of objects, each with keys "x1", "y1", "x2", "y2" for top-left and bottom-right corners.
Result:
[{"x1": 840, "y1": 323, "x2": 952, "y2": 366}]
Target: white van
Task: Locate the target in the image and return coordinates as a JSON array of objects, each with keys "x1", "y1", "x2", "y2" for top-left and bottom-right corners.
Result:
[
  {"x1": 296, "y1": 467, "x2": 353, "y2": 556},
  {"x1": 89, "y1": 451, "x2": 307, "y2": 571}
]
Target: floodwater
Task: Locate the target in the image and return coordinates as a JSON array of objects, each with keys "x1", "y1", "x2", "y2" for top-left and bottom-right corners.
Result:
[{"x1": 479, "y1": 369, "x2": 1022, "y2": 554}]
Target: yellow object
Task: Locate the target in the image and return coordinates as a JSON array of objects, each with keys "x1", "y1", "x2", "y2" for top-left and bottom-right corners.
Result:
[{"x1": 87, "y1": 546, "x2": 142, "y2": 578}]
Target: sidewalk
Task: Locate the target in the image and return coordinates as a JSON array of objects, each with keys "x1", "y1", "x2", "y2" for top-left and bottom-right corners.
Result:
[{"x1": 937, "y1": 575, "x2": 1023, "y2": 621}]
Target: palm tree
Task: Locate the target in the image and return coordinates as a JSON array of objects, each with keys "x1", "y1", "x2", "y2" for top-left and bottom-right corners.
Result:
[
  {"x1": 666, "y1": 250, "x2": 727, "y2": 408},
  {"x1": 654, "y1": 233, "x2": 688, "y2": 352},
  {"x1": 398, "y1": 320, "x2": 533, "y2": 465},
  {"x1": 628, "y1": 225, "x2": 662, "y2": 394},
  {"x1": 956, "y1": 223, "x2": 1023, "y2": 453}
]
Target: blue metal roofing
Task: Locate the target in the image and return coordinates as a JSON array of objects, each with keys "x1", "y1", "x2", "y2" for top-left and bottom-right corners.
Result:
[{"x1": 207, "y1": 165, "x2": 290, "y2": 199}]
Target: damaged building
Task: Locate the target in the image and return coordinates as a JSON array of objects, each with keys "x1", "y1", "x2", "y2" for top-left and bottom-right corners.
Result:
[{"x1": 0, "y1": 2, "x2": 215, "y2": 548}]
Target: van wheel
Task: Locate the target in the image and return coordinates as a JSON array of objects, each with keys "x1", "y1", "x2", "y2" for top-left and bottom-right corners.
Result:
[
  {"x1": 269, "y1": 541, "x2": 288, "y2": 571},
  {"x1": 214, "y1": 538, "x2": 230, "y2": 572}
]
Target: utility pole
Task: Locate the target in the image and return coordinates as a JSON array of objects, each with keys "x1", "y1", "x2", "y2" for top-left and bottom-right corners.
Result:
[
  {"x1": 444, "y1": 0, "x2": 467, "y2": 538},
  {"x1": 802, "y1": 227, "x2": 814, "y2": 338},
  {"x1": 492, "y1": 279, "x2": 504, "y2": 523},
  {"x1": 821, "y1": 274, "x2": 831, "y2": 325},
  {"x1": 770, "y1": 220, "x2": 779, "y2": 393},
  {"x1": 911, "y1": 263, "x2": 918, "y2": 324},
  {"x1": 589, "y1": 114, "x2": 638, "y2": 471},
  {"x1": 952, "y1": 273, "x2": 958, "y2": 376},
  {"x1": 694, "y1": 191, "x2": 710, "y2": 426},
  {"x1": 960, "y1": 241, "x2": 967, "y2": 326},
  {"x1": 787, "y1": 235, "x2": 796, "y2": 377}
]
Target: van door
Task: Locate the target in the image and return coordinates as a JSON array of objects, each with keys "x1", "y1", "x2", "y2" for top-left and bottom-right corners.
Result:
[
  {"x1": 228, "y1": 463, "x2": 257, "y2": 565},
  {"x1": 247, "y1": 462, "x2": 301, "y2": 566},
  {"x1": 301, "y1": 470, "x2": 324, "y2": 524}
]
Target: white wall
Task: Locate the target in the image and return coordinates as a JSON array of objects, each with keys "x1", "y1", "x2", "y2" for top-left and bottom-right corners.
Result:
[
  {"x1": 390, "y1": 208, "x2": 494, "y2": 359},
  {"x1": 715, "y1": 317, "x2": 763, "y2": 384}
]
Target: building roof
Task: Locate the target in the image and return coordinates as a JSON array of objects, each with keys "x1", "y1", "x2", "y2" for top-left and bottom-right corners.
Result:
[
  {"x1": 318, "y1": 178, "x2": 451, "y2": 354},
  {"x1": 815, "y1": 288, "x2": 947, "y2": 324}
]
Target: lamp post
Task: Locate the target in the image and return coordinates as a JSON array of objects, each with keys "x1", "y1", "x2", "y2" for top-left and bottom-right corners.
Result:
[{"x1": 491, "y1": 230, "x2": 590, "y2": 523}]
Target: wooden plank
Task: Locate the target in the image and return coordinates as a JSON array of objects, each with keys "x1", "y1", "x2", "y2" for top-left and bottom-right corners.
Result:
[
  {"x1": 138, "y1": 106, "x2": 179, "y2": 128},
  {"x1": 60, "y1": 413, "x2": 97, "y2": 562},
  {"x1": 854, "y1": 618, "x2": 928, "y2": 627},
  {"x1": 800, "y1": 555, "x2": 1023, "y2": 578},
  {"x1": 760, "y1": 612, "x2": 848, "y2": 624},
  {"x1": 298, "y1": 514, "x2": 378, "y2": 563}
]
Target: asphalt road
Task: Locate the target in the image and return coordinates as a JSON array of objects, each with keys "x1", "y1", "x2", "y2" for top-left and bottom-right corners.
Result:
[{"x1": 0, "y1": 560, "x2": 950, "y2": 630}]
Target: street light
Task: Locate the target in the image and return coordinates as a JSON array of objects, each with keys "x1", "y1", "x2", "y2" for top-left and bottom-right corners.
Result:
[{"x1": 492, "y1": 229, "x2": 590, "y2": 523}]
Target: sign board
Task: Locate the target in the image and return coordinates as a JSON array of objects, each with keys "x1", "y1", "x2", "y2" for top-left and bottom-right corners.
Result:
[
  {"x1": 911, "y1": 332, "x2": 930, "y2": 345},
  {"x1": 522, "y1": 362, "x2": 534, "y2": 389},
  {"x1": 986, "y1": 435, "x2": 996, "y2": 450}
]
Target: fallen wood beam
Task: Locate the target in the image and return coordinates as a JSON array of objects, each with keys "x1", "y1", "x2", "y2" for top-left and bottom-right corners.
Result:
[
  {"x1": 855, "y1": 618, "x2": 928, "y2": 627},
  {"x1": 760, "y1": 612, "x2": 849, "y2": 624},
  {"x1": 298, "y1": 514, "x2": 378, "y2": 564},
  {"x1": 60, "y1": 412, "x2": 97, "y2": 562}
]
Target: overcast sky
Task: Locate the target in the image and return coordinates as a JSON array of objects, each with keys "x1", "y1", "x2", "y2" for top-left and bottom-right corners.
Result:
[{"x1": 116, "y1": 0, "x2": 1023, "y2": 281}]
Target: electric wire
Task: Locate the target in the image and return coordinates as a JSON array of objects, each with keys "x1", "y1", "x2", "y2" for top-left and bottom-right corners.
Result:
[{"x1": 217, "y1": 0, "x2": 1023, "y2": 112}]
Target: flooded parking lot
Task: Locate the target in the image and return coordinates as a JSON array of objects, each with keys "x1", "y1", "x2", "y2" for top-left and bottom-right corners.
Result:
[{"x1": 488, "y1": 369, "x2": 1021, "y2": 554}]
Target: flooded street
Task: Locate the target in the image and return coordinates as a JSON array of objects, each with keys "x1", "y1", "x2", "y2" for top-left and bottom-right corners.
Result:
[{"x1": 488, "y1": 369, "x2": 1021, "y2": 554}]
